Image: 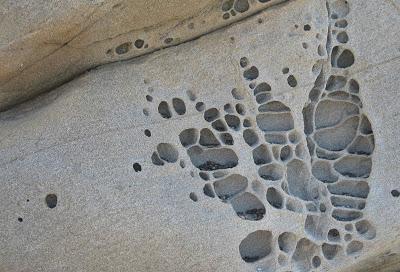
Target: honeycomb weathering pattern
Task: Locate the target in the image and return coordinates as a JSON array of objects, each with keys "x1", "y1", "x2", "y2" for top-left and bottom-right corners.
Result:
[{"x1": 145, "y1": 0, "x2": 376, "y2": 270}]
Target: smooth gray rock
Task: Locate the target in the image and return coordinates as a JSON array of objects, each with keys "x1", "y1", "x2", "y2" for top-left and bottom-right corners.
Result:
[{"x1": 0, "y1": 0, "x2": 400, "y2": 271}]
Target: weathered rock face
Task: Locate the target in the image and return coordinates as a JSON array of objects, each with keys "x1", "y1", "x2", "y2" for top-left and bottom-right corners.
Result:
[
  {"x1": 0, "y1": 0, "x2": 286, "y2": 111},
  {"x1": 1, "y1": 0, "x2": 400, "y2": 271}
]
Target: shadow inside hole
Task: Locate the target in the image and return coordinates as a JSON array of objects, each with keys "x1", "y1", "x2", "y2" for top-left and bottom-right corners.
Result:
[
  {"x1": 133, "y1": 163, "x2": 142, "y2": 172},
  {"x1": 45, "y1": 194, "x2": 57, "y2": 209}
]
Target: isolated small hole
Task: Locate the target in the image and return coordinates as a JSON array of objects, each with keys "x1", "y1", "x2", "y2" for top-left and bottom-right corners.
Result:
[
  {"x1": 189, "y1": 192, "x2": 198, "y2": 202},
  {"x1": 143, "y1": 108, "x2": 150, "y2": 116},
  {"x1": 240, "y1": 57, "x2": 249, "y2": 68},
  {"x1": 236, "y1": 103, "x2": 245, "y2": 115},
  {"x1": 45, "y1": 194, "x2": 57, "y2": 209},
  {"x1": 312, "y1": 256, "x2": 321, "y2": 268},
  {"x1": 243, "y1": 66, "x2": 259, "y2": 80},
  {"x1": 199, "y1": 172, "x2": 210, "y2": 181},
  {"x1": 222, "y1": 0, "x2": 233, "y2": 11},
  {"x1": 115, "y1": 42, "x2": 132, "y2": 55},
  {"x1": 133, "y1": 163, "x2": 142, "y2": 172},
  {"x1": 195, "y1": 102, "x2": 205, "y2": 112},
  {"x1": 231, "y1": 88, "x2": 245, "y2": 100},
  {"x1": 391, "y1": 190, "x2": 400, "y2": 197},
  {"x1": 224, "y1": 103, "x2": 234, "y2": 113},
  {"x1": 282, "y1": 67, "x2": 289, "y2": 74},
  {"x1": 304, "y1": 24, "x2": 311, "y2": 31},
  {"x1": 287, "y1": 75, "x2": 297, "y2": 87},
  {"x1": 345, "y1": 224, "x2": 353, "y2": 231},
  {"x1": 336, "y1": 32, "x2": 349, "y2": 43},
  {"x1": 186, "y1": 90, "x2": 197, "y2": 101},
  {"x1": 319, "y1": 203, "x2": 326, "y2": 212},
  {"x1": 243, "y1": 119, "x2": 252, "y2": 127},
  {"x1": 144, "y1": 129, "x2": 151, "y2": 137},
  {"x1": 134, "y1": 39, "x2": 144, "y2": 49},
  {"x1": 18, "y1": 217, "x2": 23, "y2": 222},
  {"x1": 164, "y1": 38, "x2": 173, "y2": 44},
  {"x1": 146, "y1": 95, "x2": 153, "y2": 102}
]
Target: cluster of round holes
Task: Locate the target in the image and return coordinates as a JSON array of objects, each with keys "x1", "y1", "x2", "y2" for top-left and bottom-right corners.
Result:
[
  {"x1": 45, "y1": 194, "x2": 57, "y2": 209},
  {"x1": 221, "y1": 0, "x2": 250, "y2": 20},
  {"x1": 110, "y1": 38, "x2": 148, "y2": 56},
  {"x1": 133, "y1": 163, "x2": 142, "y2": 172}
]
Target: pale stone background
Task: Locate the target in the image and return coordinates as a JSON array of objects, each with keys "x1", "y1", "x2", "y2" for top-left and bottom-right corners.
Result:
[{"x1": 0, "y1": 0, "x2": 400, "y2": 271}]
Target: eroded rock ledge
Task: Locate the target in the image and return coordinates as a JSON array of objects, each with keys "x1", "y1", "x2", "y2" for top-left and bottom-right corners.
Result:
[{"x1": 0, "y1": 0, "x2": 288, "y2": 111}]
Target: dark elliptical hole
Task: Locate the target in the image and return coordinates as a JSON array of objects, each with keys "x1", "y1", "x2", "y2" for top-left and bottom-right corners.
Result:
[
  {"x1": 304, "y1": 24, "x2": 311, "y2": 31},
  {"x1": 146, "y1": 95, "x2": 153, "y2": 102},
  {"x1": 282, "y1": 67, "x2": 289, "y2": 74},
  {"x1": 18, "y1": 217, "x2": 23, "y2": 222},
  {"x1": 243, "y1": 66, "x2": 259, "y2": 80},
  {"x1": 144, "y1": 129, "x2": 151, "y2": 137},
  {"x1": 134, "y1": 39, "x2": 145, "y2": 49},
  {"x1": 189, "y1": 192, "x2": 198, "y2": 202},
  {"x1": 391, "y1": 190, "x2": 400, "y2": 197},
  {"x1": 164, "y1": 37, "x2": 173, "y2": 44},
  {"x1": 133, "y1": 163, "x2": 142, "y2": 172},
  {"x1": 115, "y1": 42, "x2": 132, "y2": 55},
  {"x1": 287, "y1": 75, "x2": 297, "y2": 87},
  {"x1": 195, "y1": 102, "x2": 205, "y2": 112},
  {"x1": 45, "y1": 194, "x2": 58, "y2": 209},
  {"x1": 240, "y1": 57, "x2": 249, "y2": 68}
]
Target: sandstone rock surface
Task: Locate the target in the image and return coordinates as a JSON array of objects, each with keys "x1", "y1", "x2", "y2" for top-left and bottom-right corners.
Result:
[
  {"x1": 1, "y1": 0, "x2": 400, "y2": 271},
  {"x1": 0, "y1": 0, "x2": 286, "y2": 111}
]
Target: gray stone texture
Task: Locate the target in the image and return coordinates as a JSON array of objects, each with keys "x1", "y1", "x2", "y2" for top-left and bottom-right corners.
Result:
[{"x1": 0, "y1": 0, "x2": 400, "y2": 271}]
